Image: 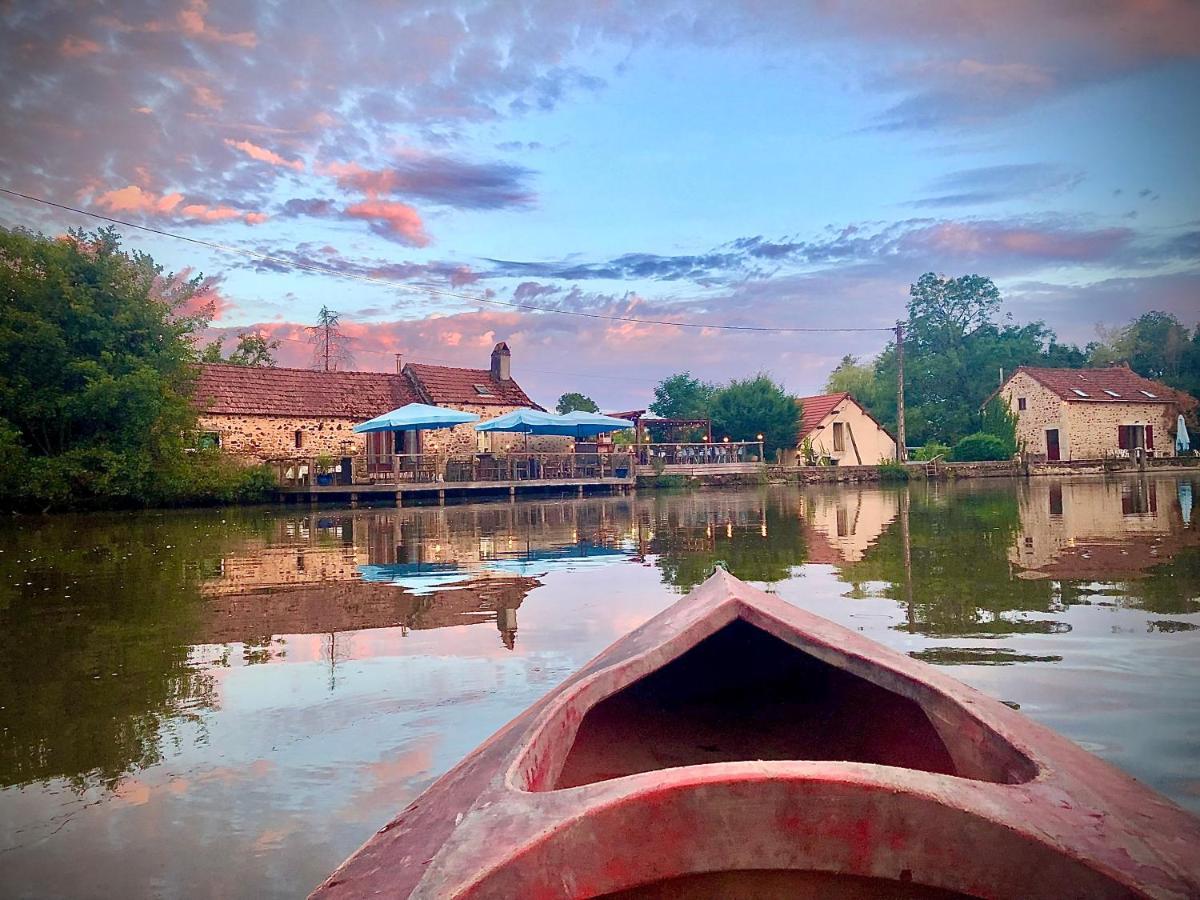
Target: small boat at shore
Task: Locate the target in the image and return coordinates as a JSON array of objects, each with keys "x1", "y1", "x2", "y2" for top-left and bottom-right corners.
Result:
[{"x1": 311, "y1": 569, "x2": 1200, "y2": 899}]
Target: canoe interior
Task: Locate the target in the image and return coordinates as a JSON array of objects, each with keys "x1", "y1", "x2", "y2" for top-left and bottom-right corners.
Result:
[
  {"x1": 600, "y1": 869, "x2": 977, "y2": 899},
  {"x1": 554, "y1": 619, "x2": 976, "y2": 789}
]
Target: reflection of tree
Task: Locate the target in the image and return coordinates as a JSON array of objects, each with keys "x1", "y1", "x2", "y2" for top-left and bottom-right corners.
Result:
[
  {"x1": 0, "y1": 511, "x2": 270, "y2": 791},
  {"x1": 652, "y1": 495, "x2": 807, "y2": 590},
  {"x1": 839, "y1": 487, "x2": 1056, "y2": 636},
  {"x1": 1117, "y1": 548, "x2": 1200, "y2": 615}
]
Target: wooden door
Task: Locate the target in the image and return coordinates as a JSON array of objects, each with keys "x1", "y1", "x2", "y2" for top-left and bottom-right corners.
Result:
[{"x1": 1046, "y1": 429, "x2": 1060, "y2": 461}]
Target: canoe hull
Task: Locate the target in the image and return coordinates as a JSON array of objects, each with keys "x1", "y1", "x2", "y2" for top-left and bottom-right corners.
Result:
[{"x1": 312, "y1": 570, "x2": 1200, "y2": 899}]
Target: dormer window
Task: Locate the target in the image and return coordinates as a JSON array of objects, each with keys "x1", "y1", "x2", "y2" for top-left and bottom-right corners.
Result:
[
  {"x1": 474, "y1": 383, "x2": 494, "y2": 397},
  {"x1": 1072, "y1": 389, "x2": 1089, "y2": 398},
  {"x1": 1140, "y1": 390, "x2": 1157, "y2": 399},
  {"x1": 1103, "y1": 390, "x2": 1120, "y2": 398}
]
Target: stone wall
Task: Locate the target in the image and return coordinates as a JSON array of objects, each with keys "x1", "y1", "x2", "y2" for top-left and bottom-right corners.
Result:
[
  {"x1": 1002, "y1": 372, "x2": 1065, "y2": 458},
  {"x1": 1002, "y1": 372, "x2": 1176, "y2": 461},
  {"x1": 199, "y1": 404, "x2": 572, "y2": 462},
  {"x1": 198, "y1": 413, "x2": 363, "y2": 460},
  {"x1": 1064, "y1": 401, "x2": 1174, "y2": 460}
]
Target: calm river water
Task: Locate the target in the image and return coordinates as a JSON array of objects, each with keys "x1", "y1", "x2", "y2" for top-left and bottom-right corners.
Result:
[{"x1": 1, "y1": 475, "x2": 1198, "y2": 898}]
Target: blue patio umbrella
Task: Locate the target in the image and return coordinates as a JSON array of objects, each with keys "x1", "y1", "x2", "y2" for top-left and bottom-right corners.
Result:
[
  {"x1": 474, "y1": 408, "x2": 566, "y2": 434},
  {"x1": 476, "y1": 409, "x2": 635, "y2": 437},
  {"x1": 1177, "y1": 414, "x2": 1192, "y2": 455},
  {"x1": 353, "y1": 402, "x2": 479, "y2": 433},
  {"x1": 555, "y1": 410, "x2": 636, "y2": 437}
]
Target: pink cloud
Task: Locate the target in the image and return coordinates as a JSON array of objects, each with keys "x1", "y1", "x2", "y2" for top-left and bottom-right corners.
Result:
[
  {"x1": 912, "y1": 221, "x2": 1132, "y2": 261},
  {"x1": 145, "y1": 0, "x2": 257, "y2": 48},
  {"x1": 93, "y1": 184, "x2": 267, "y2": 226},
  {"x1": 344, "y1": 200, "x2": 430, "y2": 246},
  {"x1": 59, "y1": 36, "x2": 101, "y2": 57},
  {"x1": 225, "y1": 139, "x2": 304, "y2": 172},
  {"x1": 95, "y1": 185, "x2": 184, "y2": 215}
]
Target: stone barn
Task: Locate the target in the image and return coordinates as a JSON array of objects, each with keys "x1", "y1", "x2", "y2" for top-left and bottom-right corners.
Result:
[
  {"x1": 991, "y1": 365, "x2": 1192, "y2": 461},
  {"x1": 193, "y1": 342, "x2": 558, "y2": 465}
]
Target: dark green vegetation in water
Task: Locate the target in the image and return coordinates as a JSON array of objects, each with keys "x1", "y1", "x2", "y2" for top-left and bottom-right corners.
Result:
[
  {"x1": 0, "y1": 227, "x2": 273, "y2": 510},
  {"x1": 0, "y1": 476, "x2": 1197, "y2": 898}
]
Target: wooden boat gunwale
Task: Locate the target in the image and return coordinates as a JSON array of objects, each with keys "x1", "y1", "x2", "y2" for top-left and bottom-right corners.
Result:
[{"x1": 506, "y1": 574, "x2": 1043, "y2": 794}]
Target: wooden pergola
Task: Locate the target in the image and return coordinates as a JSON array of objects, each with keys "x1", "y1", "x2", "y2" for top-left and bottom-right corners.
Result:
[{"x1": 608, "y1": 409, "x2": 713, "y2": 444}]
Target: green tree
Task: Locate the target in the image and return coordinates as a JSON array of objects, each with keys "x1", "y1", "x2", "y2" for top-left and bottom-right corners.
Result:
[
  {"x1": 709, "y1": 374, "x2": 799, "y2": 456},
  {"x1": 0, "y1": 227, "x2": 271, "y2": 509},
  {"x1": 649, "y1": 372, "x2": 716, "y2": 419},
  {"x1": 980, "y1": 396, "x2": 1019, "y2": 456},
  {"x1": 555, "y1": 392, "x2": 599, "y2": 414},
  {"x1": 837, "y1": 273, "x2": 1091, "y2": 446},
  {"x1": 200, "y1": 331, "x2": 279, "y2": 367},
  {"x1": 824, "y1": 354, "x2": 879, "y2": 405},
  {"x1": 1088, "y1": 311, "x2": 1198, "y2": 390}
]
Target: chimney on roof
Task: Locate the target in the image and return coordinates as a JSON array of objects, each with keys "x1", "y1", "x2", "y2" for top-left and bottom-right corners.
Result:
[
  {"x1": 491, "y1": 341, "x2": 511, "y2": 381},
  {"x1": 394, "y1": 352, "x2": 403, "y2": 374}
]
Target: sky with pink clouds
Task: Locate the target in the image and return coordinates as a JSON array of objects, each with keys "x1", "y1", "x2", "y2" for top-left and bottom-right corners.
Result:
[{"x1": 1, "y1": 0, "x2": 1198, "y2": 409}]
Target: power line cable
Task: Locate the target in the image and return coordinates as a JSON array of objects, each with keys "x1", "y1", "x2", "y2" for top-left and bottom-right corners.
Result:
[{"x1": 0, "y1": 187, "x2": 897, "y2": 335}]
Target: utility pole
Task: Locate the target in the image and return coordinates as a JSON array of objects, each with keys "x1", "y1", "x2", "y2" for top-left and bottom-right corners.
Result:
[{"x1": 895, "y1": 320, "x2": 907, "y2": 461}]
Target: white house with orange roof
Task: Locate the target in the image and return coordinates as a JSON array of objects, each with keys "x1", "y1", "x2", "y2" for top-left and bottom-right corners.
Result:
[{"x1": 795, "y1": 392, "x2": 897, "y2": 465}]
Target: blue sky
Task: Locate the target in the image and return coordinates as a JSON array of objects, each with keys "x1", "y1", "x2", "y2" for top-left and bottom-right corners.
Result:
[{"x1": 2, "y1": 1, "x2": 1197, "y2": 409}]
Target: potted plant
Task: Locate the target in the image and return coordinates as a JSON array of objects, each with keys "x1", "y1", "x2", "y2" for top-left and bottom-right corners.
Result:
[{"x1": 315, "y1": 453, "x2": 337, "y2": 486}]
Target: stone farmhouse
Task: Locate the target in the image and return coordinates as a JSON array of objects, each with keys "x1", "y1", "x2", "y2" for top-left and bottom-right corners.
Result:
[
  {"x1": 193, "y1": 342, "x2": 559, "y2": 464},
  {"x1": 795, "y1": 392, "x2": 897, "y2": 465},
  {"x1": 991, "y1": 365, "x2": 1190, "y2": 461}
]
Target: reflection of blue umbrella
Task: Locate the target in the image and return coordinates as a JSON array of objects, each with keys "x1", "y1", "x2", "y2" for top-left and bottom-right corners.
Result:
[
  {"x1": 1180, "y1": 481, "x2": 1193, "y2": 526},
  {"x1": 1177, "y1": 415, "x2": 1192, "y2": 455},
  {"x1": 353, "y1": 403, "x2": 479, "y2": 433}
]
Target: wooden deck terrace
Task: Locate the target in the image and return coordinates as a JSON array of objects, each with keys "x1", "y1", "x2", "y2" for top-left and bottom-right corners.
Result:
[
  {"x1": 633, "y1": 441, "x2": 767, "y2": 477},
  {"x1": 270, "y1": 451, "x2": 637, "y2": 506}
]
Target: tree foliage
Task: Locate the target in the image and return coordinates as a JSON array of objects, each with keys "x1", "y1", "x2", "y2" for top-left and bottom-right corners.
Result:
[
  {"x1": 818, "y1": 273, "x2": 1200, "y2": 446},
  {"x1": 0, "y1": 227, "x2": 272, "y2": 509},
  {"x1": 201, "y1": 330, "x2": 279, "y2": 367},
  {"x1": 709, "y1": 375, "x2": 799, "y2": 456},
  {"x1": 949, "y1": 433, "x2": 1012, "y2": 462},
  {"x1": 1086, "y1": 311, "x2": 1200, "y2": 398},
  {"x1": 555, "y1": 392, "x2": 599, "y2": 414},
  {"x1": 649, "y1": 372, "x2": 716, "y2": 419},
  {"x1": 648, "y1": 371, "x2": 799, "y2": 455},
  {"x1": 824, "y1": 354, "x2": 880, "y2": 406},
  {"x1": 980, "y1": 396, "x2": 1019, "y2": 456}
]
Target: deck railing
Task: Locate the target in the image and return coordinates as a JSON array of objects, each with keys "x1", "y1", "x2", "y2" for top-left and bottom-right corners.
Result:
[
  {"x1": 633, "y1": 441, "x2": 764, "y2": 466},
  {"x1": 270, "y1": 452, "x2": 636, "y2": 488}
]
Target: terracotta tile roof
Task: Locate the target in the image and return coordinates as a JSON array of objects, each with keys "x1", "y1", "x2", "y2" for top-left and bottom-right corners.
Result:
[
  {"x1": 194, "y1": 363, "x2": 420, "y2": 418},
  {"x1": 796, "y1": 392, "x2": 849, "y2": 440},
  {"x1": 405, "y1": 363, "x2": 540, "y2": 409},
  {"x1": 1015, "y1": 366, "x2": 1178, "y2": 403}
]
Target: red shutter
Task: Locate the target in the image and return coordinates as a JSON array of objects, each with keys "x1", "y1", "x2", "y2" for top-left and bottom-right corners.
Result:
[
  {"x1": 1145, "y1": 425, "x2": 1153, "y2": 450},
  {"x1": 1117, "y1": 426, "x2": 1128, "y2": 449}
]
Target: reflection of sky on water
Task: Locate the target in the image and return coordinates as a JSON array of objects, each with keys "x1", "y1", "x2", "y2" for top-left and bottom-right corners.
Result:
[{"x1": 0, "y1": 476, "x2": 1197, "y2": 898}]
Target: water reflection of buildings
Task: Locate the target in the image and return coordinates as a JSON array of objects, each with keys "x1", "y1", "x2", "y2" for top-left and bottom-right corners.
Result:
[
  {"x1": 197, "y1": 500, "x2": 639, "y2": 651},
  {"x1": 1009, "y1": 477, "x2": 1197, "y2": 580},
  {"x1": 799, "y1": 489, "x2": 900, "y2": 564}
]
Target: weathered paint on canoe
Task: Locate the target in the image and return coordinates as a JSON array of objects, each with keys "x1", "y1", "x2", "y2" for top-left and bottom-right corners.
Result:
[{"x1": 311, "y1": 569, "x2": 1200, "y2": 899}]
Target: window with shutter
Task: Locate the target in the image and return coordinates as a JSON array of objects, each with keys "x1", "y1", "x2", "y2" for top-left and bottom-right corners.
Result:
[
  {"x1": 1117, "y1": 425, "x2": 1128, "y2": 450},
  {"x1": 1145, "y1": 425, "x2": 1153, "y2": 450}
]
